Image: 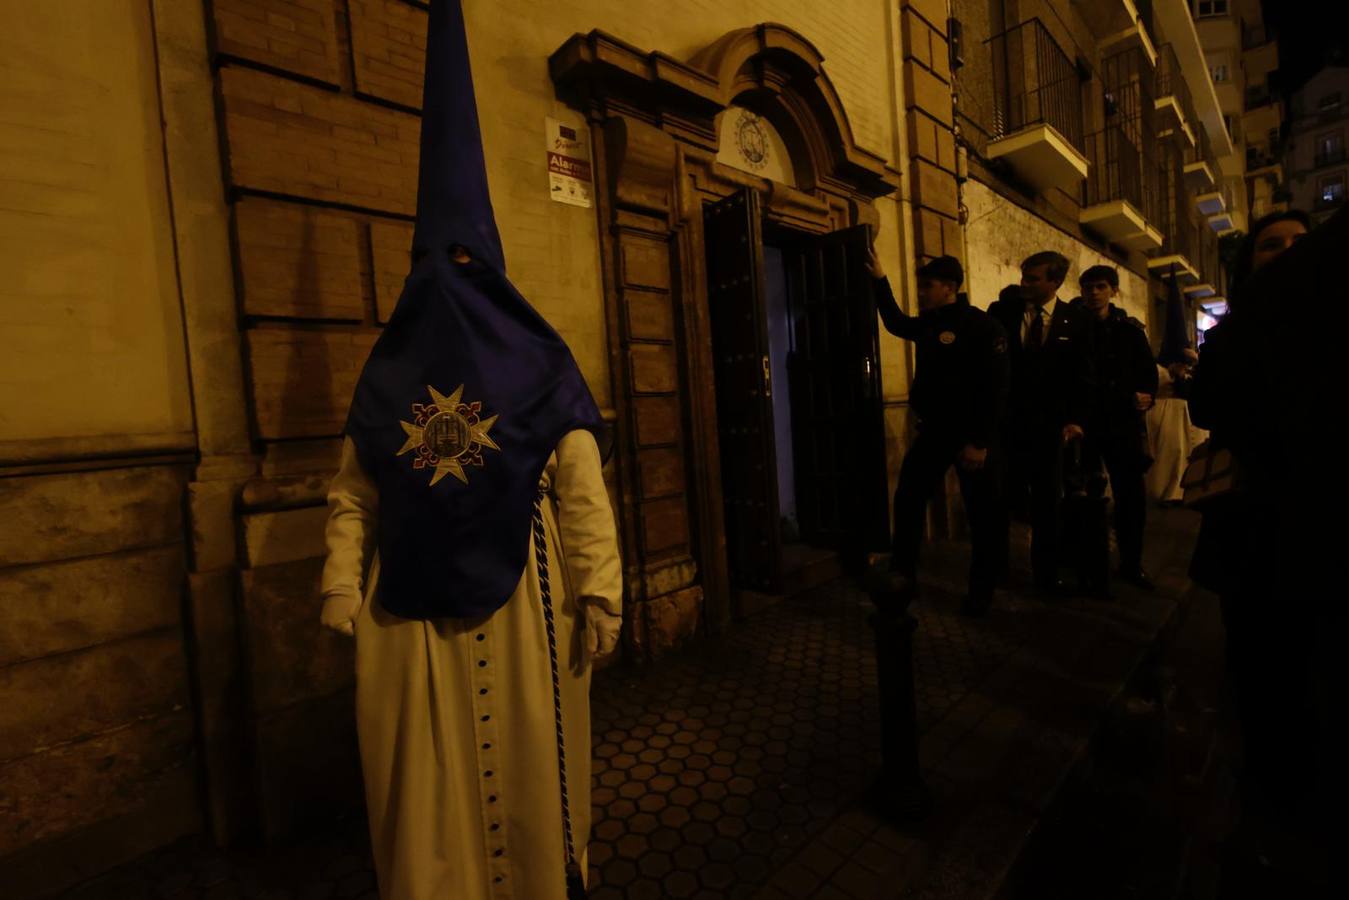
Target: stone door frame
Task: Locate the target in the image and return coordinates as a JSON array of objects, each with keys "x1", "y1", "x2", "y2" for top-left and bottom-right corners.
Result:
[{"x1": 551, "y1": 24, "x2": 898, "y2": 655}]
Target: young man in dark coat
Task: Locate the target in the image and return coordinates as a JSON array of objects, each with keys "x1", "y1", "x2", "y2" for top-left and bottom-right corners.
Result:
[
  {"x1": 867, "y1": 250, "x2": 1009, "y2": 615},
  {"x1": 985, "y1": 251, "x2": 1095, "y2": 594},
  {"x1": 1072, "y1": 265, "x2": 1159, "y2": 591}
]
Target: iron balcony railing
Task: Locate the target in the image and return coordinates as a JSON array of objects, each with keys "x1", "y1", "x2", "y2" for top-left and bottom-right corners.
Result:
[
  {"x1": 1101, "y1": 44, "x2": 1156, "y2": 150},
  {"x1": 1084, "y1": 126, "x2": 1144, "y2": 210},
  {"x1": 985, "y1": 18, "x2": 1085, "y2": 151},
  {"x1": 1197, "y1": 218, "x2": 1220, "y2": 288},
  {"x1": 1155, "y1": 44, "x2": 1199, "y2": 137},
  {"x1": 1152, "y1": 142, "x2": 1196, "y2": 263},
  {"x1": 1143, "y1": 148, "x2": 1169, "y2": 231},
  {"x1": 1161, "y1": 211, "x2": 1198, "y2": 267},
  {"x1": 1185, "y1": 126, "x2": 1215, "y2": 169},
  {"x1": 1155, "y1": 42, "x2": 1180, "y2": 100},
  {"x1": 1247, "y1": 148, "x2": 1281, "y2": 170}
]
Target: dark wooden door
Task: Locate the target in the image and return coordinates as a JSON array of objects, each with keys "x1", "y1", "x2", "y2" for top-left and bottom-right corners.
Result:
[
  {"x1": 703, "y1": 190, "x2": 782, "y2": 593},
  {"x1": 782, "y1": 226, "x2": 891, "y2": 554}
]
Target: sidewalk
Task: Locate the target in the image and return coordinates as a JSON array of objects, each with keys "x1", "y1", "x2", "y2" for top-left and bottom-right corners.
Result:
[
  {"x1": 583, "y1": 546, "x2": 1052, "y2": 899},
  {"x1": 52, "y1": 509, "x2": 1201, "y2": 900},
  {"x1": 747, "y1": 508, "x2": 1198, "y2": 900}
]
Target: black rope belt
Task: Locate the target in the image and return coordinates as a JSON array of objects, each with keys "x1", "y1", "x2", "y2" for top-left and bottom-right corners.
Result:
[{"x1": 532, "y1": 493, "x2": 586, "y2": 900}]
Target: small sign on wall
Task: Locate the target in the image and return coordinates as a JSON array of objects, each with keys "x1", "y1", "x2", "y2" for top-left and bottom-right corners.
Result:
[{"x1": 546, "y1": 117, "x2": 592, "y2": 208}]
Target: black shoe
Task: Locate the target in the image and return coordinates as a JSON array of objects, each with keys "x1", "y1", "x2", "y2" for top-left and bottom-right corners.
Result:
[{"x1": 1118, "y1": 567, "x2": 1155, "y2": 591}]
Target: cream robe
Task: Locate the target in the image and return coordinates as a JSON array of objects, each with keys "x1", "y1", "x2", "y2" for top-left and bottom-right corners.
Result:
[
  {"x1": 322, "y1": 429, "x2": 622, "y2": 900},
  {"x1": 1145, "y1": 365, "x2": 1209, "y2": 502}
]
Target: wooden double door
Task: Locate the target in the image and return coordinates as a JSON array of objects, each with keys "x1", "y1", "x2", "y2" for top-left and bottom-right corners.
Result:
[{"x1": 703, "y1": 189, "x2": 890, "y2": 595}]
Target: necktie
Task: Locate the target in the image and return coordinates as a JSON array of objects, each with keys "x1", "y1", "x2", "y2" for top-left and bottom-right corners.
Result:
[{"x1": 1028, "y1": 307, "x2": 1044, "y2": 350}]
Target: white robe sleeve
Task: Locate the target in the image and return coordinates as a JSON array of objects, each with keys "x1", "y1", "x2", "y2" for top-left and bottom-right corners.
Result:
[
  {"x1": 553, "y1": 429, "x2": 623, "y2": 656},
  {"x1": 320, "y1": 437, "x2": 379, "y2": 634}
]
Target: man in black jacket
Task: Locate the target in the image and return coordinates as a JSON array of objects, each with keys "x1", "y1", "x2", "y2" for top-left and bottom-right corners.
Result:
[
  {"x1": 986, "y1": 251, "x2": 1094, "y2": 593},
  {"x1": 1072, "y1": 265, "x2": 1159, "y2": 590},
  {"x1": 868, "y1": 250, "x2": 1009, "y2": 615}
]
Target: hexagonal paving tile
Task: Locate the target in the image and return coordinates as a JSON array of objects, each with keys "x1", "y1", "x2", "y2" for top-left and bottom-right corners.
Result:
[{"x1": 67, "y1": 571, "x2": 1050, "y2": 900}]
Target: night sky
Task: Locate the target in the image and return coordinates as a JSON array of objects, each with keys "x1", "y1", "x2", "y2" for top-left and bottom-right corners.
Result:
[{"x1": 1263, "y1": 0, "x2": 1348, "y2": 96}]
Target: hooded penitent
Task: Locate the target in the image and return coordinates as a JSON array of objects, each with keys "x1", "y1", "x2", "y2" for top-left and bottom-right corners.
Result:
[
  {"x1": 1157, "y1": 263, "x2": 1192, "y2": 366},
  {"x1": 344, "y1": 0, "x2": 606, "y2": 620}
]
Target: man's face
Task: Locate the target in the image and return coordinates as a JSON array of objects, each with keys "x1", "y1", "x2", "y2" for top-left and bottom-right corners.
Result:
[
  {"x1": 1080, "y1": 278, "x2": 1116, "y2": 317},
  {"x1": 1020, "y1": 264, "x2": 1060, "y2": 305},
  {"x1": 916, "y1": 276, "x2": 955, "y2": 311}
]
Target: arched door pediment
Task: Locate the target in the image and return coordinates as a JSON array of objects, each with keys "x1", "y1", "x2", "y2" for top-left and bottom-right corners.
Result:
[{"x1": 551, "y1": 22, "x2": 897, "y2": 201}]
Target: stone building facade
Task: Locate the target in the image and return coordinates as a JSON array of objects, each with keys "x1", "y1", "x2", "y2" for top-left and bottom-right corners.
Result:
[
  {"x1": 1285, "y1": 63, "x2": 1349, "y2": 226},
  {"x1": 0, "y1": 0, "x2": 1232, "y2": 893}
]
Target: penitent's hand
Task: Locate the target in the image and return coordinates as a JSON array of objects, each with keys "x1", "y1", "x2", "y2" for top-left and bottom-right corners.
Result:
[
  {"x1": 320, "y1": 590, "x2": 360, "y2": 637},
  {"x1": 864, "y1": 245, "x2": 884, "y2": 280},
  {"x1": 1135, "y1": 392, "x2": 1155, "y2": 411},
  {"x1": 584, "y1": 604, "x2": 621, "y2": 663}
]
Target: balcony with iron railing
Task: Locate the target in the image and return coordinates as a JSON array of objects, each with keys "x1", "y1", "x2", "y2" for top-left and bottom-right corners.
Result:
[
  {"x1": 1087, "y1": 0, "x2": 1158, "y2": 67},
  {"x1": 1183, "y1": 127, "x2": 1216, "y2": 190},
  {"x1": 1095, "y1": 2, "x2": 1160, "y2": 67},
  {"x1": 1080, "y1": 126, "x2": 1163, "y2": 249},
  {"x1": 1084, "y1": 127, "x2": 1144, "y2": 210},
  {"x1": 1246, "y1": 146, "x2": 1284, "y2": 181},
  {"x1": 976, "y1": 19, "x2": 1089, "y2": 193},
  {"x1": 1149, "y1": 213, "x2": 1200, "y2": 281},
  {"x1": 1246, "y1": 84, "x2": 1273, "y2": 112},
  {"x1": 1143, "y1": 149, "x2": 1169, "y2": 235},
  {"x1": 1101, "y1": 44, "x2": 1158, "y2": 150},
  {"x1": 1184, "y1": 223, "x2": 1222, "y2": 301},
  {"x1": 1155, "y1": 43, "x2": 1197, "y2": 147},
  {"x1": 1148, "y1": 148, "x2": 1201, "y2": 282}
]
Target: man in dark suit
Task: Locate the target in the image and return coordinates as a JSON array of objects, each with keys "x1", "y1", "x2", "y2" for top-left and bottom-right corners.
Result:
[{"x1": 986, "y1": 251, "x2": 1094, "y2": 593}]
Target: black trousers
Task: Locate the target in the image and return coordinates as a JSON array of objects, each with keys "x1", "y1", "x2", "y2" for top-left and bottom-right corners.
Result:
[
  {"x1": 890, "y1": 430, "x2": 1005, "y2": 601},
  {"x1": 1007, "y1": 427, "x2": 1063, "y2": 586},
  {"x1": 1083, "y1": 435, "x2": 1148, "y2": 572}
]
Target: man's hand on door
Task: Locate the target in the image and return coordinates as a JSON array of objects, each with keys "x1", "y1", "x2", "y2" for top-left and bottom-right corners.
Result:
[{"x1": 865, "y1": 245, "x2": 884, "y2": 280}]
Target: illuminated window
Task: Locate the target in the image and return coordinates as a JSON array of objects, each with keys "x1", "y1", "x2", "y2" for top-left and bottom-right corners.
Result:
[
  {"x1": 1319, "y1": 172, "x2": 1345, "y2": 206},
  {"x1": 1211, "y1": 64, "x2": 1229, "y2": 83}
]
